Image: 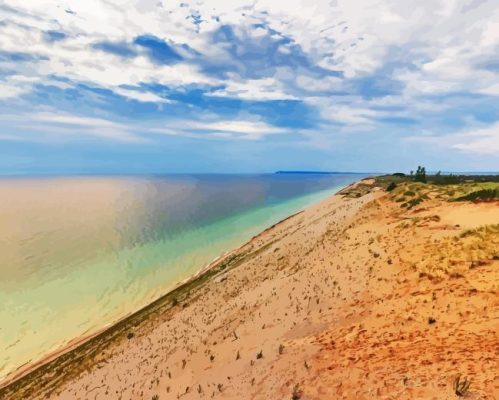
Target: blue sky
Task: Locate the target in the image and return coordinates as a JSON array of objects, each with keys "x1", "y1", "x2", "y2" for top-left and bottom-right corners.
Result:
[{"x1": 0, "y1": 0, "x2": 498, "y2": 174}]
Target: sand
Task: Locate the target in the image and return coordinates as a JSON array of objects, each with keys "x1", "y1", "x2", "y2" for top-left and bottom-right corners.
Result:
[{"x1": 1, "y1": 178, "x2": 497, "y2": 399}]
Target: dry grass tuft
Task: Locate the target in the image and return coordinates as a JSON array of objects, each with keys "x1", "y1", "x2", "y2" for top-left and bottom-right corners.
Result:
[{"x1": 453, "y1": 374, "x2": 471, "y2": 397}]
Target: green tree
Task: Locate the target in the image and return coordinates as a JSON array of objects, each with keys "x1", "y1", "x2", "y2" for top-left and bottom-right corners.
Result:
[{"x1": 414, "y1": 166, "x2": 426, "y2": 183}]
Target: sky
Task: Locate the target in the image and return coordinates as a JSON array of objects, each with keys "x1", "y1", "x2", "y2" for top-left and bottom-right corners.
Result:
[{"x1": 0, "y1": 0, "x2": 498, "y2": 174}]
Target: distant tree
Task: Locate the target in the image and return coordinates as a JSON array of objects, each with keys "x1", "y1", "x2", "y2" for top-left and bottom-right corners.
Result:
[
  {"x1": 410, "y1": 170, "x2": 414, "y2": 176},
  {"x1": 433, "y1": 170, "x2": 442, "y2": 183},
  {"x1": 414, "y1": 166, "x2": 426, "y2": 183}
]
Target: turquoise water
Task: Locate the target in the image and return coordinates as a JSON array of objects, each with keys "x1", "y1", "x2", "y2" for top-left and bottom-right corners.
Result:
[{"x1": 0, "y1": 174, "x2": 361, "y2": 380}]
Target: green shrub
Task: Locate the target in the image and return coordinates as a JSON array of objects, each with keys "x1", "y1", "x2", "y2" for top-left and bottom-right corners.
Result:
[
  {"x1": 453, "y1": 189, "x2": 498, "y2": 202},
  {"x1": 402, "y1": 197, "x2": 423, "y2": 209},
  {"x1": 386, "y1": 182, "x2": 397, "y2": 191}
]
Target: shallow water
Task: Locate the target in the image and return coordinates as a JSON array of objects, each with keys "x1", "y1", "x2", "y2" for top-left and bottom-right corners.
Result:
[{"x1": 0, "y1": 173, "x2": 362, "y2": 380}]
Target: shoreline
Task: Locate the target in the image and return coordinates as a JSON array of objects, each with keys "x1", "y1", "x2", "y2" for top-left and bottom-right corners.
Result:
[
  {"x1": 0, "y1": 244, "x2": 240, "y2": 386},
  {"x1": 0, "y1": 181, "x2": 336, "y2": 394}
]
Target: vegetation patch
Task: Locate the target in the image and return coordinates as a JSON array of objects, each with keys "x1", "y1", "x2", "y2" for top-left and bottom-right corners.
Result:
[
  {"x1": 375, "y1": 168, "x2": 498, "y2": 205},
  {"x1": 452, "y1": 188, "x2": 498, "y2": 202},
  {"x1": 386, "y1": 181, "x2": 397, "y2": 191},
  {"x1": 401, "y1": 197, "x2": 423, "y2": 209}
]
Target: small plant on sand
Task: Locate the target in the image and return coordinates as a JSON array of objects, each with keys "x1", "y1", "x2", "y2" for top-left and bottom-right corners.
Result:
[
  {"x1": 453, "y1": 375, "x2": 471, "y2": 396},
  {"x1": 405, "y1": 197, "x2": 423, "y2": 209},
  {"x1": 171, "y1": 297, "x2": 178, "y2": 306},
  {"x1": 292, "y1": 384, "x2": 303, "y2": 400},
  {"x1": 278, "y1": 344, "x2": 285, "y2": 355},
  {"x1": 152, "y1": 395, "x2": 159, "y2": 400},
  {"x1": 126, "y1": 332, "x2": 134, "y2": 339},
  {"x1": 256, "y1": 350, "x2": 263, "y2": 359}
]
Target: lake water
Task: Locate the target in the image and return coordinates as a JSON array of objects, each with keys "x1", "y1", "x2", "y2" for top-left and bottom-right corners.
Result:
[{"x1": 0, "y1": 173, "x2": 362, "y2": 381}]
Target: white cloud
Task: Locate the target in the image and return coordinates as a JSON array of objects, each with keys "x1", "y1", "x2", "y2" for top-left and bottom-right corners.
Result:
[
  {"x1": 406, "y1": 122, "x2": 499, "y2": 155},
  {"x1": 151, "y1": 118, "x2": 287, "y2": 140},
  {"x1": 0, "y1": 75, "x2": 40, "y2": 99},
  {"x1": 33, "y1": 112, "x2": 124, "y2": 128},
  {"x1": 479, "y1": 82, "x2": 499, "y2": 96},
  {"x1": 0, "y1": 0, "x2": 498, "y2": 150},
  {"x1": 112, "y1": 87, "x2": 169, "y2": 103},
  {"x1": 294, "y1": 75, "x2": 343, "y2": 93},
  {"x1": 0, "y1": 82, "x2": 30, "y2": 99},
  {"x1": 0, "y1": 111, "x2": 144, "y2": 142},
  {"x1": 453, "y1": 123, "x2": 499, "y2": 155},
  {"x1": 192, "y1": 119, "x2": 285, "y2": 139},
  {"x1": 0, "y1": 7, "x2": 216, "y2": 103},
  {"x1": 207, "y1": 77, "x2": 297, "y2": 101},
  {"x1": 2, "y1": 0, "x2": 498, "y2": 103},
  {"x1": 0, "y1": 107, "x2": 287, "y2": 142},
  {"x1": 305, "y1": 96, "x2": 382, "y2": 126}
]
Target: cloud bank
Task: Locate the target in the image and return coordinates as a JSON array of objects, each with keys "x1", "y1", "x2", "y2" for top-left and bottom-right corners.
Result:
[{"x1": 0, "y1": 0, "x2": 498, "y2": 172}]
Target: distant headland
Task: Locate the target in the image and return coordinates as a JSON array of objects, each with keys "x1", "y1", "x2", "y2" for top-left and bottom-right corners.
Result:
[{"x1": 274, "y1": 170, "x2": 368, "y2": 175}]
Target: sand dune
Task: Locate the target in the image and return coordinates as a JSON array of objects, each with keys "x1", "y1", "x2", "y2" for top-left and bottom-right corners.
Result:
[{"x1": 1, "y1": 178, "x2": 497, "y2": 399}]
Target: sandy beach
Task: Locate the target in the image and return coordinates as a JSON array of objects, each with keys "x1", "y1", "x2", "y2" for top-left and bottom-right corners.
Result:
[{"x1": 1, "y1": 178, "x2": 498, "y2": 399}]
